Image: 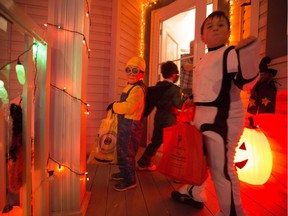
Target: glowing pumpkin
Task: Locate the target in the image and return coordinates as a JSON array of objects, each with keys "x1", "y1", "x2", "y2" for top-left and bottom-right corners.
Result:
[{"x1": 234, "y1": 125, "x2": 273, "y2": 185}]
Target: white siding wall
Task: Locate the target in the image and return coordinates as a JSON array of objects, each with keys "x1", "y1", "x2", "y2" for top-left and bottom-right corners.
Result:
[
  {"x1": 258, "y1": 0, "x2": 268, "y2": 56},
  {"x1": 86, "y1": 0, "x2": 113, "y2": 152}
]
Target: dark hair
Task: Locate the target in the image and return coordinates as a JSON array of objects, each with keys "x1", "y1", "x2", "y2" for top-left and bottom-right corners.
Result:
[
  {"x1": 161, "y1": 61, "x2": 179, "y2": 78},
  {"x1": 201, "y1": 11, "x2": 230, "y2": 35}
]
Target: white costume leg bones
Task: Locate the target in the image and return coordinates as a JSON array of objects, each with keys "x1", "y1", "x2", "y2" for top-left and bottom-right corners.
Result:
[
  {"x1": 177, "y1": 102, "x2": 246, "y2": 215},
  {"x1": 176, "y1": 40, "x2": 259, "y2": 215}
]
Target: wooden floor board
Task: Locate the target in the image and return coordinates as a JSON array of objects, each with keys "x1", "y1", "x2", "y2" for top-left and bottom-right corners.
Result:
[
  {"x1": 126, "y1": 171, "x2": 149, "y2": 216},
  {"x1": 105, "y1": 165, "x2": 127, "y2": 216},
  {"x1": 137, "y1": 171, "x2": 169, "y2": 216},
  {"x1": 86, "y1": 165, "x2": 110, "y2": 216},
  {"x1": 85, "y1": 148, "x2": 287, "y2": 216}
]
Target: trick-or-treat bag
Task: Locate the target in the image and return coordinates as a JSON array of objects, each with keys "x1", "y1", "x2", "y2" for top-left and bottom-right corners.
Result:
[
  {"x1": 87, "y1": 110, "x2": 118, "y2": 164},
  {"x1": 158, "y1": 106, "x2": 208, "y2": 185},
  {"x1": 177, "y1": 103, "x2": 195, "y2": 123}
]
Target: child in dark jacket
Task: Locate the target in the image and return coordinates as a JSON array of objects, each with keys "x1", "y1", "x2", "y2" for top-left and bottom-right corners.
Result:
[{"x1": 137, "y1": 61, "x2": 185, "y2": 170}]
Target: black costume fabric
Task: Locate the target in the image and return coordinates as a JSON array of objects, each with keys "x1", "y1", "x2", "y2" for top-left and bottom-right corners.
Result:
[
  {"x1": 247, "y1": 80, "x2": 277, "y2": 114},
  {"x1": 8, "y1": 103, "x2": 23, "y2": 193},
  {"x1": 247, "y1": 56, "x2": 278, "y2": 115},
  {"x1": 143, "y1": 84, "x2": 171, "y2": 117}
]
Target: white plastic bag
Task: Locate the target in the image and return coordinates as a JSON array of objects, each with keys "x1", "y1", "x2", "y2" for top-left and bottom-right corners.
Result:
[{"x1": 87, "y1": 110, "x2": 118, "y2": 164}]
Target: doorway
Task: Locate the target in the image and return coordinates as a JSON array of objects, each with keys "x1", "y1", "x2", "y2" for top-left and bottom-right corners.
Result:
[
  {"x1": 161, "y1": 9, "x2": 195, "y2": 64},
  {"x1": 146, "y1": 0, "x2": 213, "y2": 145},
  {"x1": 161, "y1": 8, "x2": 195, "y2": 87}
]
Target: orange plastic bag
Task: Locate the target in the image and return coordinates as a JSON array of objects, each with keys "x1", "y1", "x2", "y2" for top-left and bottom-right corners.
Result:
[
  {"x1": 157, "y1": 122, "x2": 208, "y2": 185},
  {"x1": 177, "y1": 104, "x2": 195, "y2": 123}
]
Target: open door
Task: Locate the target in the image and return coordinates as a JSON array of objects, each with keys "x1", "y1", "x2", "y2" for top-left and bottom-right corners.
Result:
[
  {"x1": 147, "y1": 0, "x2": 213, "y2": 147},
  {"x1": 161, "y1": 8, "x2": 196, "y2": 88}
]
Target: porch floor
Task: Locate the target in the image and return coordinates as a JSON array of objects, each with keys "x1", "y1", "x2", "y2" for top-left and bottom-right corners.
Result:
[{"x1": 85, "y1": 148, "x2": 287, "y2": 216}]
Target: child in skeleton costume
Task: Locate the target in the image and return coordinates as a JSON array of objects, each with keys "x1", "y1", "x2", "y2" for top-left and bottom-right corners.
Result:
[{"x1": 171, "y1": 11, "x2": 260, "y2": 216}]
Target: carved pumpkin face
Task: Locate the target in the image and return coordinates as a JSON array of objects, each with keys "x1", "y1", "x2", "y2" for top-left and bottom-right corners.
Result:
[{"x1": 234, "y1": 128, "x2": 273, "y2": 185}]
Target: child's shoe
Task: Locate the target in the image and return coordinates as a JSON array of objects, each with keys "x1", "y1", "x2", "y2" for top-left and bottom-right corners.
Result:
[
  {"x1": 113, "y1": 181, "x2": 137, "y2": 192},
  {"x1": 111, "y1": 172, "x2": 124, "y2": 181},
  {"x1": 137, "y1": 164, "x2": 157, "y2": 171},
  {"x1": 171, "y1": 191, "x2": 204, "y2": 209},
  {"x1": 171, "y1": 184, "x2": 206, "y2": 209}
]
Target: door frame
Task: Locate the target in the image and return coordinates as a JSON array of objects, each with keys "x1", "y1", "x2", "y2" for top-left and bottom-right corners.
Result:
[{"x1": 147, "y1": 0, "x2": 214, "y2": 145}]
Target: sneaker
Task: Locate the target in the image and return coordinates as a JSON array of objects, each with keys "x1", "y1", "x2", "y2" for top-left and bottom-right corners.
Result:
[
  {"x1": 111, "y1": 172, "x2": 124, "y2": 181},
  {"x1": 171, "y1": 191, "x2": 204, "y2": 209},
  {"x1": 137, "y1": 164, "x2": 157, "y2": 171},
  {"x1": 113, "y1": 181, "x2": 137, "y2": 192}
]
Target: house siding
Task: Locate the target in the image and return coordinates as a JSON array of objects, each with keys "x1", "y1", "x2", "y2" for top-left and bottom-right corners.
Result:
[
  {"x1": 258, "y1": 0, "x2": 268, "y2": 56},
  {"x1": 86, "y1": 0, "x2": 113, "y2": 151}
]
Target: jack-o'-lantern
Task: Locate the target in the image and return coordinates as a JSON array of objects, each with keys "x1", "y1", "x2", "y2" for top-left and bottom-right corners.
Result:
[{"x1": 234, "y1": 118, "x2": 272, "y2": 185}]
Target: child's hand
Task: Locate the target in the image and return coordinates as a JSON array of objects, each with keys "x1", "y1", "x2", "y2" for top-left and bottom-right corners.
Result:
[
  {"x1": 235, "y1": 36, "x2": 257, "y2": 50},
  {"x1": 183, "y1": 62, "x2": 193, "y2": 71},
  {"x1": 184, "y1": 98, "x2": 194, "y2": 107},
  {"x1": 106, "y1": 102, "x2": 115, "y2": 113},
  {"x1": 234, "y1": 36, "x2": 261, "y2": 90}
]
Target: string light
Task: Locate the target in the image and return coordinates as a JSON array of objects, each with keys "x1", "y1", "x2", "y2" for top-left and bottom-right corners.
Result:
[
  {"x1": 50, "y1": 83, "x2": 90, "y2": 115},
  {"x1": 44, "y1": 22, "x2": 91, "y2": 58},
  {"x1": 0, "y1": 42, "x2": 38, "y2": 72},
  {"x1": 0, "y1": 42, "x2": 90, "y2": 114},
  {"x1": 34, "y1": 151, "x2": 91, "y2": 195},
  {"x1": 140, "y1": 0, "x2": 158, "y2": 57},
  {"x1": 229, "y1": 0, "x2": 241, "y2": 45},
  {"x1": 84, "y1": 0, "x2": 91, "y2": 26},
  {"x1": 46, "y1": 153, "x2": 88, "y2": 176},
  {"x1": 33, "y1": 43, "x2": 39, "y2": 100}
]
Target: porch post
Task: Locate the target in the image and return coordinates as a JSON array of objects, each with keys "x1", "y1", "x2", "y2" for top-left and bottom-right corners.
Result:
[{"x1": 47, "y1": 0, "x2": 88, "y2": 215}]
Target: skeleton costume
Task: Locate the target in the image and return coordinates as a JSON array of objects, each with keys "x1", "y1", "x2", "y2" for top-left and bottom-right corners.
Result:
[{"x1": 175, "y1": 40, "x2": 260, "y2": 216}]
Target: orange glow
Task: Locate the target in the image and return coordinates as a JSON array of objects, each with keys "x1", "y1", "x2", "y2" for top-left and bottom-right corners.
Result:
[
  {"x1": 58, "y1": 165, "x2": 63, "y2": 172},
  {"x1": 235, "y1": 127, "x2": 273, "y2": 185}
]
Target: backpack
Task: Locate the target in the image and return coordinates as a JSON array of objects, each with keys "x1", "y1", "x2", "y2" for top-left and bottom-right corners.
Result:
[{"x1": 143, "y1": 83, "x2": 171, "y2": 117}]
